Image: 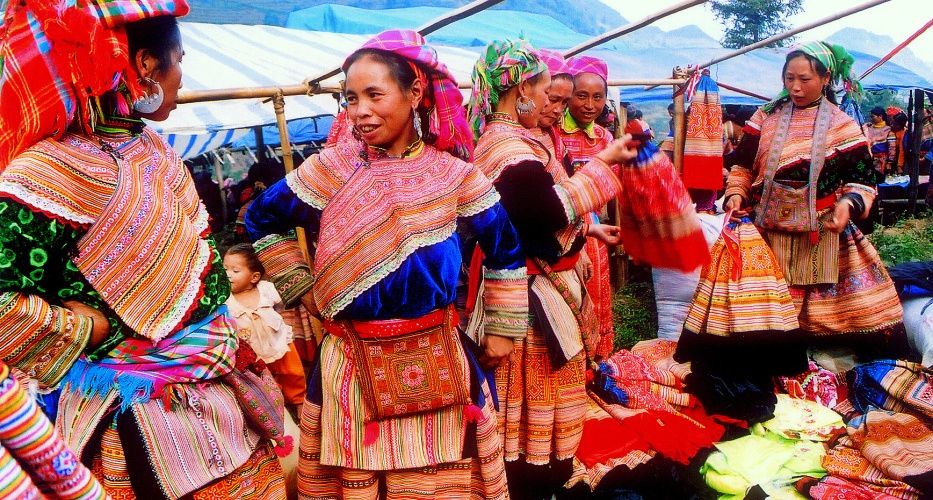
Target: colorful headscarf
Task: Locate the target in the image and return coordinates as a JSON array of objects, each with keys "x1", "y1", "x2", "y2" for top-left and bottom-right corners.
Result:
[
  {"x1": 538, "y1": 48, "x2": 571, "y2": 77},
  {"x1": 762, "y1": 40, "x2": 863, "y2": 114},
  {"x1": 343, "y1": 29, "x2": 474, "y2": 161},
  {"x1": 0, "y1": 0, "x2": 188, "y2": 169},
  {"x1": 567, "y1": 55, "x2": 608, "y2": 82},
  {"x1": 468, "y1": 38, "x2": 547, "y2": 138}
]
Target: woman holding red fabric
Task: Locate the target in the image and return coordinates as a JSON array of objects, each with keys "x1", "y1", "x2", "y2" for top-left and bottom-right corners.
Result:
[{"x1": 0, "y1": 1, "x2": 287, "y2": 498}]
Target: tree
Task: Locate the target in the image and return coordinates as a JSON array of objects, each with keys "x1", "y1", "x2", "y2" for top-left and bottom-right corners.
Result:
[{"x1": 710, "y1": 0, "x2": 803, "y2": 49}]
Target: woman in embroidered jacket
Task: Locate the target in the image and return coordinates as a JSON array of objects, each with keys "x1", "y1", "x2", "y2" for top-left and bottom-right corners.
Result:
[
  {"x1": 721, "y1": 42, "x2": 910, "y2": 361},
  {"x1": 0, "y1": 2, "x2": 287, "y2": 498},
  {"x1": 558, "y1": 55, "x2": 619, "y2": 360},
  {"x1": 245, "y1": 30, "x2": 527, "y2": 500},
  {"x1": 467, "y1": 40, "x2": 643, "y2": 500}
]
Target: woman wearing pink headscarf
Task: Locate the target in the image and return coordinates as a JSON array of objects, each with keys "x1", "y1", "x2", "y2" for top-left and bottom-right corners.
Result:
[{"x1": 246, "y1": 30, "x2": 528, "y2": 499}]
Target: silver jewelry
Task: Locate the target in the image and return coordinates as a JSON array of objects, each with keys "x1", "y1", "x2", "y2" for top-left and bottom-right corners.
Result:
[
  {"x1": 412, "y1": 108, "x2": 423, "y2": 138},
  {"x1": 133, "y1": 77, "x2": 164, "y2": 114},
  {"x1": 516, "y1": 95, "x2": 536, "y2": 116}
]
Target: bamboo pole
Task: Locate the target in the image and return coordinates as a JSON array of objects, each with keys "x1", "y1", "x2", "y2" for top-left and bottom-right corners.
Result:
[
  {"x1": 697, "y1": 0, "x2": 891, "y2": 70},
  {"x1": 304, "y1": 0, "x2": 507, "y2": 86},
  {"x1": 562, "y1": 0, "x2": 708, "y2": 58},
  {"x1": 272, "y1": 92, "x2": 311, "y2": 263},
  {"x1": 715, "y1": 81, "x2": 770, "y2": 101},
  {"x1": 672, "y1": 69, "x2": 687, "y2": 174}
]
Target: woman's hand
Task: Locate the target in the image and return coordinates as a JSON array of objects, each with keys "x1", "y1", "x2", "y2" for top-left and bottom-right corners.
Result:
[
  {"x1": 588, "y1": 223, "x2": 622, "y2": 246},
  {"x1": 823, "y1": 199, "x2": 852, "y2": 233},
  {"x1": 299, "y1": 290, "x2": 322, "y2": 320},
  {"x1": 578, "y1": 250, "x2": 594, "y2": 282},
  {"x1": 480, "y1": 334, "x2": 515, "y2": 370},
  {"x1": 596, "y1": 135, "x2": 638, "y2": 166},
  {"x1": 724, "y1": 195, "x2": 747, "y2": 222},
  {"x1": 62, "y1": 300, "x2": 110, "y2": 348}
]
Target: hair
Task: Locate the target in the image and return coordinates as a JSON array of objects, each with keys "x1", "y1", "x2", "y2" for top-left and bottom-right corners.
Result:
[
  {"x1": 125, "y1": 15, "x2": 182, "y2": 73},
  {"x1": 891, "y1": 112, "x2": 908, "y2": 130},
  {"x1": 668, "y1": 102, "x2": 675, "y2": 112},
  {"x1": 634, "y1": 110, "x2": 643, "y2": 119},
  {"x1": 869, "y1": 106, "x2": 889, "y2": 123},
  {"x1": 343, "y1": 49, "x2": 434, "y2": 143},
  {"x1": 225, "y1": 243, "x2": 265, "y2": 278},
  {"x1": 552, "y1": 73, "x2": 574, "y2": 86},
  {"x1": 782, "y1": 51, "x2": 837, "y2": 105}
]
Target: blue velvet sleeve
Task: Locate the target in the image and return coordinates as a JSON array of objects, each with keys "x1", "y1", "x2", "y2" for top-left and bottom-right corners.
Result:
[
  {"x1": 244, "y1": 178, "x2": 322, "y2": 243},
  {"x1": 339, "y1": 203, "x2": 523, "y2": 321}
]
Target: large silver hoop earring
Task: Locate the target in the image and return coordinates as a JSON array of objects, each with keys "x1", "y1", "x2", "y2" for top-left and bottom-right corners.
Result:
[
  {"x1": 516, "y1": 95, "x2": 536, "y2": 116},
  {"x1": 133, "y1": 78, "x2": 164, "y2": 114},
  {"x1": 412, "y1": 108, "x2": 423, "y2": 139}
]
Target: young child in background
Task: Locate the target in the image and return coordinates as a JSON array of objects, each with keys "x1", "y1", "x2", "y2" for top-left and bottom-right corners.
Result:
[{"x1": 224, "y1": 243, "x2": 306, "y2": 421}]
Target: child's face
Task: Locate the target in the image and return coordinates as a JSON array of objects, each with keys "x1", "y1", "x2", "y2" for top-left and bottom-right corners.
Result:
[{"x1": 223, "y1": 253, "x2": 260, "y2": 294}]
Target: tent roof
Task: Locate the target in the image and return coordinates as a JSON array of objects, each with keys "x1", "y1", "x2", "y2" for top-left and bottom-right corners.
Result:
[
  {"x1": 158, "y1": 8, "x2": 933, "y2": 158},
  {"x1": 284, "y1": 4, "x2": 607, "y2": 50}
]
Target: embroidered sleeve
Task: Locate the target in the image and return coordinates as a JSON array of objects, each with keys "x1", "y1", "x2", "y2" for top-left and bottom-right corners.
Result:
[
  {"x1": 245, "y1": 178, "x2": 322, "y2": 307},
  {"x1": 553, "y1": 156, "x2": 622, "y2": 221},
  {"x1": 0, "y1": 199, "x2": 112, "y2": 385},
  {"x1": 0, "y1": 362, "x2": 107, "y2": 500},
  {"x1": 460, "y1": 203, "x2": 528, "y2": 338}
]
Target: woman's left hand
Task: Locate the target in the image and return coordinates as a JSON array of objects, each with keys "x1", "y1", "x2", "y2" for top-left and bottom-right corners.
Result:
[
  {"x1": 823, "y1": 200, "x2": 852, "y2": 233},
  {"x1": 480, "y1": 334, "x2": 515, "y2": 370},
  {"x1": 588, "y1": 223, "x2": 622, "y2": 246}
]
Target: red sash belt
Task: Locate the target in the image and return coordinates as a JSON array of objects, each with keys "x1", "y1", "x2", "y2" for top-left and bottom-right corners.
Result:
[
  {"x1": 324, "y1": 306, "x2": 449, "y2": 340},
  {"x1": 525, "y1": 253, "x2": 580, "y2": 275},
  {"x1": 810, "y1": 194, "x2": 837, "y2": 244}
]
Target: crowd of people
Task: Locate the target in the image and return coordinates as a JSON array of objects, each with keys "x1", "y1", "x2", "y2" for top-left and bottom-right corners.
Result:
[{"x1": 0, "y1": 1, "x2": 931, "y2": 500}]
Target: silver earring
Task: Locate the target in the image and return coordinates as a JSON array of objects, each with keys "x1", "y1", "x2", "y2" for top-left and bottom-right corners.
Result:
[
  {"x1": 133, "y1": 78, "x2": 164, "y2": 114},
  {"x1": 412, "y1": 109, "x2": 423, "y2": 139},
  {"x1": 516, "y1": 95, "x2": 536, "y2": 116}
]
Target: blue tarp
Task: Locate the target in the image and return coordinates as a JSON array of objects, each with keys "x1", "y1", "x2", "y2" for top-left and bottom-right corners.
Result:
[
  {"x1": 232, "y1": 115, "x2": 335, "y2": 149},
  {"x1": 285, "y1": 4, "x2": 612, "y2": 50}
]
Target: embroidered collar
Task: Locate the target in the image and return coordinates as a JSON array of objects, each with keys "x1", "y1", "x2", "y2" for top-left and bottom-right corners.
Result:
[
  {"x1": 486, "y1": 112, "x2": 520, "y2": 127},
  {"x1": 368, "y1": 138, "x2": 425, "y2": 159},
  {"x1": 561, "y1": 110, "x2": 596, "y2": 139}
]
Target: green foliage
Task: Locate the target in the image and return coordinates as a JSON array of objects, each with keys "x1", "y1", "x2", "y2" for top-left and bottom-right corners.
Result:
[
  {"x1": 710, "y1": 0, "x2": 803, "y2": 48},
  {"x1": 868, "y1": 214, "x2": 933, "y2": 267},
  {"x1": 611, "y1": 281, "x2": 658, "y2": 351}
]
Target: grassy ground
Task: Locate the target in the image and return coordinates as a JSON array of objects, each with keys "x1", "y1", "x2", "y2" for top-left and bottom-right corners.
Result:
[
  {"x1": 868, "y1": 213, "x2": 933, "y2": 267},
  {"x1": 611, "y1": 280, "x2": 659, "y2": 351}
]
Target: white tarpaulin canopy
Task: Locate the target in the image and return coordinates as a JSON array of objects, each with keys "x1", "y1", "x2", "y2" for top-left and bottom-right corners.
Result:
[{"x1": 155, "y1": 22, "x2": 483, "y2": 158}]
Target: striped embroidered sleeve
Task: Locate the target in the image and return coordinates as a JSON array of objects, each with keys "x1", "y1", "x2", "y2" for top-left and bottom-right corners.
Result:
[
  {"x1": 553, "y1": 156, "x2": 623, "y2": 222},
  {"x1": 0, "y1": 200, "x2": 98, "y2": 387},
  {"x1": 0, "y1": 362, "x2": 107, "y2": 500},
  {"x1": 0, "y1": 294, "x2": 93, "y2": 387},
  {"x1": 245, "y1": 177, "x2": 322, "y2": 307},
  {"x1": 461, "y1": 200, "x2": 528, "y2": 338}
]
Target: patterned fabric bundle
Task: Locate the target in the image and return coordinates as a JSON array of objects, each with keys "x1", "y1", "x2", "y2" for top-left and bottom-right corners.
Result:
[
  {"x1": 762, "y1": 40, "x2": 863, "y2": 114},
  {"x1": 798, "y1": 360, "x2": 933, "y2": 499},
  {"x1": 682, "y1": 71, "x2": 725, "y2": 191},
  {"x1": 0, "y1": 362, "x2": 108, "y2": 500},
  {"x1": 0, "y1": 0, "x2": 189, "y2": 169},
  {"x1": 468, "y1": 38, "x2": 547, "y2": 137},
  {"x1": 345, "y1": 29, "x2": 474, "y2": 161},
  {"x1": 615, "y1": 126, "x2": 711, "y2": 272},
  {"x1": 566, "y1": 55, "x2": 608, "y2": 81},
  {"x1": 538, "y1": 48, "x2": 571, "y2": 77}
]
